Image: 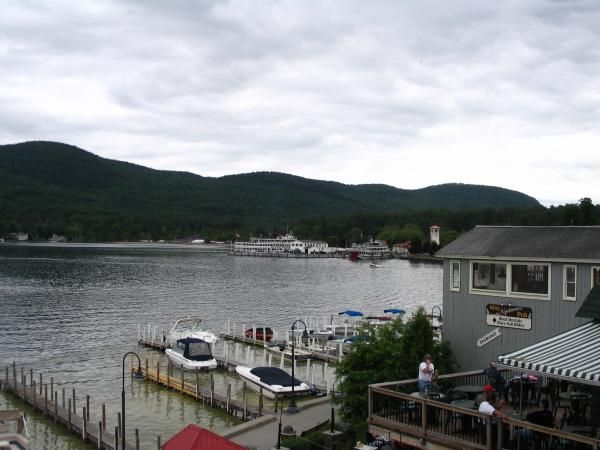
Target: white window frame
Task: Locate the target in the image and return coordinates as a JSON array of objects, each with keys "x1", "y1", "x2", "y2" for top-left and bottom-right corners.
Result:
[
  {"x1": 469, "y1": 260, "x2": 551, "y2": 300},
  {"x1": 592, "y1": 266, "x2": 600, "y2": 288},
  {"x1": 563, "y1": 265, "x2": 577, "y2": 301},
  {"x1": 449, "y1": 260, "x2": 461, "y2": 292}
]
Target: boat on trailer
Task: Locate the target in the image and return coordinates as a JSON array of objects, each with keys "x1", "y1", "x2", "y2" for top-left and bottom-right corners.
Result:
[
  {"x1": 235, "y1": 366, "x2": 312, "y2": 399},
  {"x1": 165, "y1": 337, "x2": 218, "y2": 371}
]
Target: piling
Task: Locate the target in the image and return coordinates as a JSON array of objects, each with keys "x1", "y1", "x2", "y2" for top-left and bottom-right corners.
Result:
[{"x1": 102, "y1": 404, "x2": 106, "y2": 430}]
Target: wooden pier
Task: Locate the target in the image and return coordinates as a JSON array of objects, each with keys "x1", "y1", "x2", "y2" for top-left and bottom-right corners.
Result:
[{"x1": 1, "y1": 363, "x2": 135, "y2": 450}]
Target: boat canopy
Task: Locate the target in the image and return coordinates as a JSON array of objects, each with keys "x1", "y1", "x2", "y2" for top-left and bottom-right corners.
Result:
[
  {"x1": 338, "y1": 310, "x2": 364, "y2": 317},
  {"x1": 384, "y1": 308, "x2": 406, "y2": 315},
  {"x1": 249, "y1": 367, "x2": 302, "y2": 387},
  {"x1": 176, "y1": 337, "x2": 214, "y2": 362}
]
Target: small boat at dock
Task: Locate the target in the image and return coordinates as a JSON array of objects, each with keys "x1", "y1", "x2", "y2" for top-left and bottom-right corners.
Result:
[
  {"x1": 264, "y1": 341, "x2": 313, "y2": 361},
  {"x1": 235, "y1": 366, "x2": 311, "y2": 399},
  {"x1": 0, "y1": 410, "x2": 30, "y2": 450},
  {"x1": 165, "y1": 337, "x2": 218, "y2": 371}
]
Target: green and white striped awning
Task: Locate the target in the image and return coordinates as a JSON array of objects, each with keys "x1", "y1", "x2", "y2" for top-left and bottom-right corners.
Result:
[{"x1": 497, "y1": 320, "x2": 600, "y2": 386}]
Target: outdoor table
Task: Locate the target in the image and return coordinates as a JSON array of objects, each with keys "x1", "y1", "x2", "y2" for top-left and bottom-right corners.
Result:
[
  {"x1": 558, "y1": 391, "x2": 591, "y2": 401},
  {"x1": 451, "y1": 399, "x2": 478, "y2": 410},
  {"x1": 454, "y1": 385, "x2": 484, "y2": 399}
]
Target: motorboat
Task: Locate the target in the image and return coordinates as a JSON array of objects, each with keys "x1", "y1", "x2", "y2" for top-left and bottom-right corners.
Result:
[
  {"x1": 165, "y1": 337, "x2": 218, "y2": 371},
  {"x1": 366, "y1": 308, "x2": 406, "y2": 326},
  {"x1": 165, "y1": 317, "x2": 218, "y2": 353},
  {"x1": 0, "y1": 410, "x2": 30, "y2": 450},
  {"x1": 264, "y1": 341, "x2": 313, "y2": 361},
  {"x1": 244, "y1": 326, "x2": 273, "y2": 342},
  {"x1": 369, "y1": 263, "x2": 382, "y2": 268},
  {"x1": 235, "y1": 366, "x2": 312, "y2": 399}
]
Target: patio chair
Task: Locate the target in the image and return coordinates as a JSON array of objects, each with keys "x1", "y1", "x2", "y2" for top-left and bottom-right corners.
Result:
[{"x1": 568, "y1": 395, "x2": 589, "y2": 425}]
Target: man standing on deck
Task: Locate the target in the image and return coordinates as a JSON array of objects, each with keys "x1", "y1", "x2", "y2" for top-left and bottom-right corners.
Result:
[{"x1": 418, "y1": 354, "x2": 434, "y2": 392}]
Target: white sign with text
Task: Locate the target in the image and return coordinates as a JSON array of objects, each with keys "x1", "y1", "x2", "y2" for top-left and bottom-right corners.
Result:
[{"x1": 477, "y1": 327, "x2": 501, "y2": 348}]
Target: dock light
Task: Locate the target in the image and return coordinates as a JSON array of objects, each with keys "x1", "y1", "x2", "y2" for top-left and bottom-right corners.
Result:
[
  {"x1": 122, "y1": 351, "x2": 144, "y2": 450},
  {"x1": 288, "y1": 319, "x2": 308, "y2": 414}
]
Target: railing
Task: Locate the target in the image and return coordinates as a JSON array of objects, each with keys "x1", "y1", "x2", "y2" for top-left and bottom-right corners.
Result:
[{"x1": 368, "y1": 370, "x2": 600, "y2": 450}]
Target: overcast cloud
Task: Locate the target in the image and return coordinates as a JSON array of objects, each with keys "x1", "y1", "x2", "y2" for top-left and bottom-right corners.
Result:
[{"x1": 1, "y1": 0, "x2": 599, "y2": 205}]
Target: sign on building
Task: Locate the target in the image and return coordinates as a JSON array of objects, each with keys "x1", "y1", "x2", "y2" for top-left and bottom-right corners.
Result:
[
  {"x1": 486, "y1": 304, "x2": 532, "y2": 330},
  {"x1": 477, "y1": 327, "x2": 501, "y2": 347}
]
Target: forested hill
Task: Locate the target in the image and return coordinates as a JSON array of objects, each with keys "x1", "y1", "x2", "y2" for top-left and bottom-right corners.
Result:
[{"x1": 0, "y1": 141, "x2": 539, "y2": 240}]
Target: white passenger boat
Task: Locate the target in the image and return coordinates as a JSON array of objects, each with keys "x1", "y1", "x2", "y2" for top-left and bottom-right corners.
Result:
[
  {"x1": 264, "y1": 341, "x2": 313, "y2": 361},
  {"x1": 235, "y1": 366, "x2": 312, "y2": 399},
  {"x1": 165, "y1": 337, "x2": 218, "y2": 371},
  {"x1": 0, "y1": 410, "x2": 30, "y2": 450},
  {"x1": 165, "y1": 317, "x2": 218, "y2": 353}
]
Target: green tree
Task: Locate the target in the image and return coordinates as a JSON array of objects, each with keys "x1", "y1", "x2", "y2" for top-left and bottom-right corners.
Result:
[{"x1": 335, "y1": 308, "x2": 455, "y2": 425}]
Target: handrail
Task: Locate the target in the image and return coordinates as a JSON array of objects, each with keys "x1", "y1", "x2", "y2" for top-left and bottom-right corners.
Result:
[{"x1": 369, "y1": 368, "x2": 508, "y2": 389}]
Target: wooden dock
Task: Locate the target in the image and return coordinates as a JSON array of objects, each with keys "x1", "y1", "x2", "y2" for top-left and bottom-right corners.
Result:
[
  {"x1": 135, "y1": 354, "x2": 264, "y2": 420},
  {"x1": 1, "y1": 363, "x2": 135, "y2": 450}
]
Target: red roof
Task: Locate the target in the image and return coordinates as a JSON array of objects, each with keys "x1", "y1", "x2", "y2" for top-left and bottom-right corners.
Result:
[
  {"x1": 162, "y1": 424, "x2": 246, "y2": 450},
  {"x1": 430, "y1": 224, "x2": 440, "y2": 229}
]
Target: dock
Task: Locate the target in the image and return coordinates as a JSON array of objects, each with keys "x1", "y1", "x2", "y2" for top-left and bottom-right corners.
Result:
[{"x1": 1, "y1": 363, "x2": 135, "y2": 450}]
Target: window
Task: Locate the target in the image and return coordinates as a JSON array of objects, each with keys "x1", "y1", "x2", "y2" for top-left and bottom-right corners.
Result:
[
  {"x1": 563, "y1": 265, "x2": 576, "y2": 301},
  {"x1": 511, "y1": 264, "x2": 549, "y2": 296},
  {"x1": 472, "y1": 262, "x2": 507, "y2": 292},
  {"x1": 593, "y1": 267, "x2": 600, "y2": 288},
  {"x1": 450, "y1": 261, "x2": 460, "y2": 292}
]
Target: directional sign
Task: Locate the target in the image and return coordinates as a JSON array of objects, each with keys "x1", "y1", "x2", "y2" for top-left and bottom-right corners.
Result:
[
  {"x1": 477, "y1": 328, "x2": 501, "y2": 347},
  {"x1": 486, "y1": 304, "x2": 532, "y2": 330}
]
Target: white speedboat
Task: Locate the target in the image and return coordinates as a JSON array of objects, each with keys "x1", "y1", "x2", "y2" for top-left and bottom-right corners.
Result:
[
  {"x1": 165, "y1": 317, "x2": 218, "y2": 353},
  {"x1": 0, "y1": 410, "x2": 30, "y2": 450},
  {"x1": 264, "y1": 341, "x2": 313, "y2": 361},
  {"x1": 165, "y1": 337, "x2": 218, "y2": 371},
  {"x1": 369, "y1": 263, "x2": 382, "y2": 268},
  {"x1": 235, "y1": 366, "x2": 312, "y2": 399}
]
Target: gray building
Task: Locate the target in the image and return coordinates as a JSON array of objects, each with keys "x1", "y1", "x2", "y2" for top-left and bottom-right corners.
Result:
[{"x1": 436, "y1": 226, "x2": 600, "y2": 371}]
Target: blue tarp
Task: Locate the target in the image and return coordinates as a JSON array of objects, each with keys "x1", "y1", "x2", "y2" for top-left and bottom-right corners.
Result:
[
  {"x1": 338, "y1": 310, "x2": 364, "y2": 317},
  {"x1": 384, "y1": 308, "x2": 406, "y2": 315}
]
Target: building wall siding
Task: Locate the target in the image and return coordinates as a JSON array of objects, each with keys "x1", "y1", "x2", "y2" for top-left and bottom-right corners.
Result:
[{"x1": 442, "y1": 259, "x2": 596, "y2": 371}]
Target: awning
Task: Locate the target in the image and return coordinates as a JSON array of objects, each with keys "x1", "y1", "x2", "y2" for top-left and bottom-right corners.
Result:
[{"x1": 497, "y1": 320, "x2": 600, "y2": 386}]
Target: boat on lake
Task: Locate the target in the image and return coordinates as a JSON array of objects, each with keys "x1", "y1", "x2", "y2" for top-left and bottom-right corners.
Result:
[
  {"x1": 235, "y1": 366, "x2": 312, "y2": 399},
  {"x1": 165, "y1": 317, "x2": 218, "y2": 352},
  {"x1": 264, "y1": 341, "x2": 313, "y2": 361},
  {"x1": 351, "y1": 240, "x2": 391, "y2": 259},
  {"x1": 165, "y1": 337, "x2": 218, "y2": 371},
  {"x1": 369, "y1": 262, "x2": 382, "y2": 268},
  {"x1": 0, "y1": 410, "x2": 30, "y2": 450}
]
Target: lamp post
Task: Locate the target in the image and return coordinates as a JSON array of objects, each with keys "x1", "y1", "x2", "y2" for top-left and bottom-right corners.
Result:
[
  {"x1": 288, "y1": 319, "x2": 308, "y2": 414},
  {"x1": 122, "y1": 351, "x2": 144, "y2": 450}
]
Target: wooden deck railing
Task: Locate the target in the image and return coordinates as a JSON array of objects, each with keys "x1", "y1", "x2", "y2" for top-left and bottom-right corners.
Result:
[{"x1": 368, "y1": 370, "x2": 600, "y2": 450}]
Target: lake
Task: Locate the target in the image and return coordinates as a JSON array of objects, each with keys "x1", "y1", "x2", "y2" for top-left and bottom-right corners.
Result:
[{"x1": 0, "y1": 244, "x2": 442, "y2": 448}]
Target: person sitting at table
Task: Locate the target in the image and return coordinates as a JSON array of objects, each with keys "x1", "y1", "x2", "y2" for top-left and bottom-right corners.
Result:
[
  {"x1": 513, "y1": 400, "x2": 554, "y2": 445},
  {"x1": 479, "y1": 393, "x2": 505, "y2": 420},
  {"x1": 483, "y1": 362, "x2": 508, "y2": 399},
  {"x1": 418, "y1": 354, "x2": 435, "y2": 393},
  {"x1": 476, "y1": 384, "x2": 496, "y2": 407}
]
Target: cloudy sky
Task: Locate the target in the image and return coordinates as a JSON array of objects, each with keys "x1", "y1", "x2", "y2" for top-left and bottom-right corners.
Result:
[{"x1": 1, "y1": 0, "x2": 599, "y2": 205}]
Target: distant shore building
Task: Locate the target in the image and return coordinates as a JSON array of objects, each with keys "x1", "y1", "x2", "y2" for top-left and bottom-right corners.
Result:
[
  {"x1": 429, "y1": 224, "x2": 440, "y2": 245},
  {"x1": 6, "y1": 232, "x2": 28, "y2": 241},
  {"x1": 392, "y1": 241, "x2": 411, "y2": 256},
  {"x1": 436, "y1": 225, "x2": 600, "y2": 370},
  {"x1": 233, "y1": 233, "x2": 330, "y2": 254}
]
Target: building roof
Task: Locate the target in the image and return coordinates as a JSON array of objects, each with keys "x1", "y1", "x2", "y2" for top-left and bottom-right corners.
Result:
[
  {"x1": 162, "y1": 424, "x2": 246, "y2": 450},
  {"x1": 576, "y1": 285, "x2": 600, "y2": 320},
  {"x1": 497, "y1": 320, "x2": 600, "y2": 386},
  {"x1": 436, "y1": 226, "x2": 600, "y2": 260}
]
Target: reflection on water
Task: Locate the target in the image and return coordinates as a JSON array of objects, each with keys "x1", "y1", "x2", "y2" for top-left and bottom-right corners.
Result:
[{"x1": 0, "y1": 244, "x2": 442, "y2": 448}]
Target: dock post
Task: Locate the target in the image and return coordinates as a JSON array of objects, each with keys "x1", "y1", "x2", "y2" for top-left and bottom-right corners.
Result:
[
  {"x1": 39, "y1": 372, "x2": 42, "y2": 394},
  {"x1": 72, "y1": 388, "x2": 77, "y2": 413},
  {"x1": 12, "y1": 362, "x2": 16, "y2": 388},
  {"x1": 338, "y1": 343, "x2": 343, "y2": 362},
  {"x1": 54, "y1": 391, "x2": 58, "y2": 423},
  {"x1": 268, "y1": 353, "x2": 272, "y2": 367},
  {"x1": 27, "y1": 367, "x2": 30, "y2": 388},
  {"x1": 180, "y1": 365, "x2": 184, "y2": 392},
  {"x1": 262, "y1": 349, "x2": 267, "y2": 366},
  {"x1": 98, "y1": 422, "x2": 102, "y2": 449},
  {"x1": 117, "y1": 412, "x2": 122, "y2": 443},
  {"x1": 210, "y1": 374, "x2": 214, "y2": 406},
  {"x1": 44, "y1": 384, "x2": 48, "y2": 415},
  {"x1": 224, "y1": 343, "x2": 228, "y2": 362},
  {"x1": 157, "y1": 435, "x2": 161, "y2": 450},
  {"x1": 226, "y1": 384, "x2": 231, "y2": 413},
  {"x1": 115, "y1": 426, "x2": 119, "y2": 450},
  {"x1": 145, "y1": 354, "x2": 149, "y2": 380},
  {"x1": 86, "y1": 394, "x2": 90, "y2": 421},
  {"x1": 242, "y1": 382, "x2": 247, "y2": 420},
  {"x1": 135, "y1": 428, "x2": 140, "y2": 450},
  {"x1": 82, "y1": 406, "x2": 87, "y2": 441},
  {"x1": 306, "y1": 359, "x2": 311, "y2": 380},
  {"x1": 62, "y1": 387, "x2": 65, "y2": 408},
  {"x1": 33, "y1": 380, "x2": 36, "y2": 411},
  {"x1": 156, "y1": 358, "x2": 161, "y2": 384},
  {"x1": 50, "y1": 377, "x2": 54, "y2": 398},
  {"x1": 241, "y1": 323, "x2": 246, "y2": 339},
  {"x1": 21, "y1": 371, "x2": 25, "y2": 391},
  {"x1": 5, "y1": 366, "x2": 8, "y2": 384},
  {"x1": 259, "y1": 387, "x2": 263, "y2": 416},
  {"x1": 195, "y1": 370, "x2": 199, "y2": 399},
  {"x1": 252, "y1": 324, "x2": 256, "y2": 345},
  {"x1": 227, "y1": 319, "x2": 231, "y2": 335},
  {"x1": 138, "y1": 324, "x2": 141, "y2": 340},
  {"x1": 311, "y1": 365, "x2": 315, "y2": 386},
  {"x1": 68, "y1": 398, "x2": 72, "y2": 431},
  {"x1": 102, "y1": 404, "x2": 106, "y2": 430},
  {"x1": 166, "y1": 361, "x2": 170, "y2": 389},
  {"x1": 280, "y1": 355, "x2": 284, "y2": 369}
]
